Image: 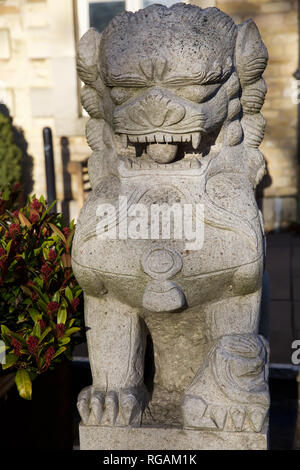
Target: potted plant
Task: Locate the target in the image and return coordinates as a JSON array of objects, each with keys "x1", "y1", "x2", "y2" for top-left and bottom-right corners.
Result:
[{"x1": 0, "y1": 184, "x2": 85, "y2": 448}]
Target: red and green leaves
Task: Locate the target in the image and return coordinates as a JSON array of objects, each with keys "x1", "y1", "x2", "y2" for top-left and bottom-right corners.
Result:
[{"x1": 0, "y1": 185, "x2": 84, "y2": 399}]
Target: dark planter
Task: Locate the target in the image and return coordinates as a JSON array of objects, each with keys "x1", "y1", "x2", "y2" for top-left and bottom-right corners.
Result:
[{"x1": 0, "y1": 360, "x2": 73, "y2": 449}]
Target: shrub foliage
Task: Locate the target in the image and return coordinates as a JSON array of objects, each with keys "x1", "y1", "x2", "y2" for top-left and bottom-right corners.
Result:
[
  {"x1": 0, "y1": 184, "x2": 85, "y2": 399},
  {"x1": 0, "y1": 111, "x2": 22, "y2": 187}
]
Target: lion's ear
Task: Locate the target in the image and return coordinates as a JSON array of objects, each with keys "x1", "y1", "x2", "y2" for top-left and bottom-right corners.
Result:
[
  {"x1": 235, "y1": 20, "x2": 268, "y2": 188},
  {"x1": 77, "y1": 28, "x2": 102, "y2": 86},
  {"x1": 235, "y1": 19, "x2": 268, "y2": 87},
  {"x1": 77, "y1": 28, "x2": 109, "y2": 121}
]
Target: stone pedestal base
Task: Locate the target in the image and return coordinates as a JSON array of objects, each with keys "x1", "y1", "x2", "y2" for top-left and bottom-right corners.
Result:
[{"x1": 79, "y1": 425, "x2": 268, "y2": 450}]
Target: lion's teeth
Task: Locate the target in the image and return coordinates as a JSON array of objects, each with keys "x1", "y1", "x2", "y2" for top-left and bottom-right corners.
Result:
[
  {"x1": 120, "y1": 134, "x2": 128, "y2": 148},
  {"x1": 192, "y1": 132, "x2": 201, "y2": 150},
  {"x1": 126, "y1": 132, "x2": 201, "y2": 149},
  {"x1": 190, "y1": 158, "x2": 201, "y2": 168},
  {"x1": 139, "y1": 161, "x2": 148, "y2": 169}
]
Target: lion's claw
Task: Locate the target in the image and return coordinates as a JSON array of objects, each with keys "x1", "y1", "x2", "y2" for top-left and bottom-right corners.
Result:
[{"x1": 77, "y1": 385, "x2": 148, "y2": 426}]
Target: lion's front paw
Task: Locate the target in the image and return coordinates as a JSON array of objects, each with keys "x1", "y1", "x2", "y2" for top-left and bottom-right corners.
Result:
[
  {"x1": 77, "y1": 385, "x2": 148, "y2": 426},
  {"x1": 182, "y1": 334, "x2": 270, "y2": 432},
  {"x1": 182, "y1": 395, "x2": 268, "y2": 432}
]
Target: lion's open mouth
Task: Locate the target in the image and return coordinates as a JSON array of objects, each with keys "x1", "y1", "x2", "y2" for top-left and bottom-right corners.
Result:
[{"x1": 119, "y1": 131, "x2": 202, "y2": 164}]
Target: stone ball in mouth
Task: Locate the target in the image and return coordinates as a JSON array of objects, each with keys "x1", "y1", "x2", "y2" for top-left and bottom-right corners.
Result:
[{"x1": 146, "y1": 143, "x2": 178, "y2": 164}]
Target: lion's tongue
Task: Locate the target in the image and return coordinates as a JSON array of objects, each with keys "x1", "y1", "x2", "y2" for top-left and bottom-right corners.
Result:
[{"x1": 146, "y1": 143, "x2": 178, "y2": 164}]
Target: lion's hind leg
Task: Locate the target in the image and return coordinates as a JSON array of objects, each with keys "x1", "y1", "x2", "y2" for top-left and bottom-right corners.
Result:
[{"x1": 182, "y1": 292, "x2": 270, "y2": 432}]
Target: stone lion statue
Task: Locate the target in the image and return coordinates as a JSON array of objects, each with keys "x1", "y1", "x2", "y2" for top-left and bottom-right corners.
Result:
[{"x1": 72, "y1": 3, "x2": 269, "y2": 434}]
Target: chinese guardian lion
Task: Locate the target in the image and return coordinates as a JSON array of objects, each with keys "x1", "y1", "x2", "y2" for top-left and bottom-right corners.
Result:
[{"x1": 72, "y1": 3, "x2": 270, "y2": 435}]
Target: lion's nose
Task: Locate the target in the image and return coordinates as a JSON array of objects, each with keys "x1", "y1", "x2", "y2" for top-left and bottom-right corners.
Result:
[
  {"x1": 146, "y1": 96, "x2": 168, "y2": 128},
  {"x1": 128, "y1": 93, "x2": 186, "y2": 128}
]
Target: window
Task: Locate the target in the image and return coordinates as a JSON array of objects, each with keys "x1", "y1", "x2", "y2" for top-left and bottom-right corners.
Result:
[
  {"x1": 89, "y1": 1, "x2": 126, "y2": 32},
  {"x1": 77, "y1": 0, "x2": 183, "y2": 38}
]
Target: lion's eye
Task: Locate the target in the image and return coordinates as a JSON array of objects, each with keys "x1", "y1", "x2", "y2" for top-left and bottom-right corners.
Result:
[
  {"x1": 110, "y1": 87, "x2": 135, "y2": 105},
  {"x1": 175, "y1": 84, "x2": 221, "y2": 103}
]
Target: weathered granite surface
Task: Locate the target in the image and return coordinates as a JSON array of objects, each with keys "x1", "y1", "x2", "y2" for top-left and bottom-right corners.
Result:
[
  {"x1": 79, "y1": 425, "x2": 268, "y2": 451},
  {"x1": 72, "y1": 3, "x2": 270, "y2": 449}
]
